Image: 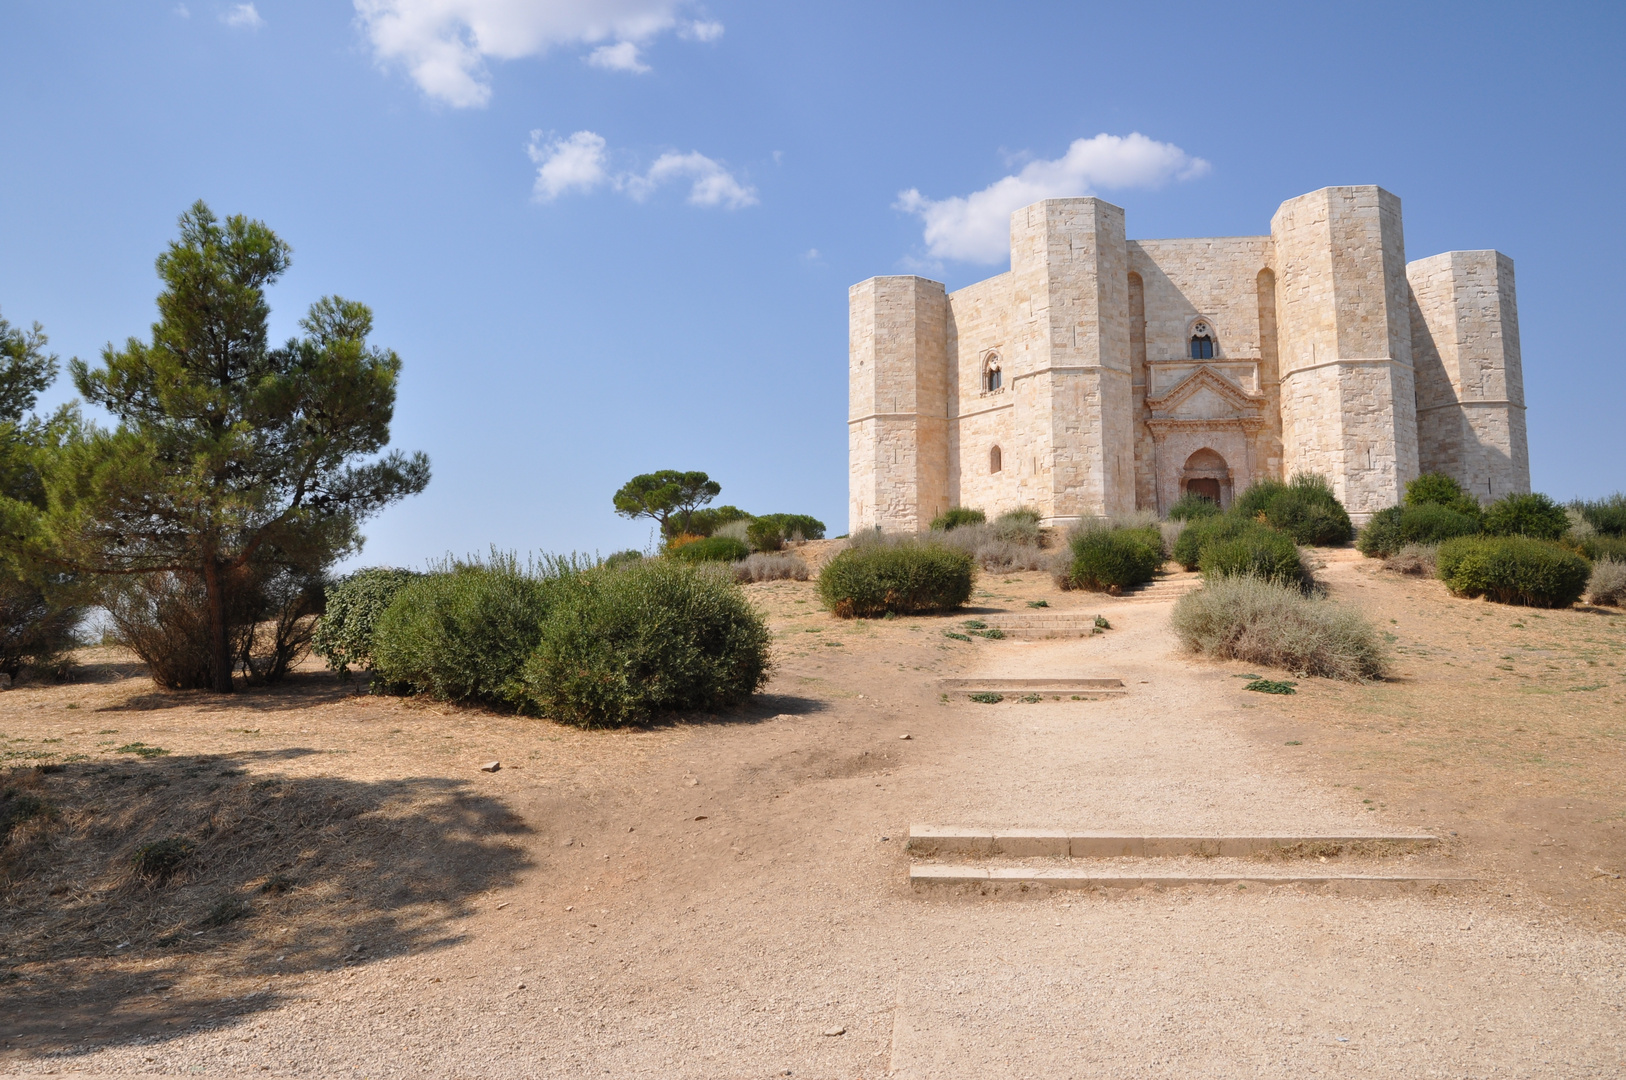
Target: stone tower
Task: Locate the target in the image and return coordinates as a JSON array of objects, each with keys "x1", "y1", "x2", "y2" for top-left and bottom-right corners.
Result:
[
  {"x1": 1406, "y1": 251, "x2": 1529, "y2": 501},
  {"x1": 847, "y1": 275, "x2": 949, "y2": 532},
  {"x1": 1269, "y1": 186, "x2": 1420, "y2": 516}
]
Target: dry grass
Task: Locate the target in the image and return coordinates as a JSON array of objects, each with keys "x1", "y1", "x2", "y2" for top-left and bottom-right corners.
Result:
[
  {"x1": 1170, "y1": 575, "x2": 1388, "y2": 681},
  {"x1": 733, "y1": 553, "x2": 810, "y2": 583},
  {"x1": 1382, "y1": 543, "x2": 1439, "y2": 577}
]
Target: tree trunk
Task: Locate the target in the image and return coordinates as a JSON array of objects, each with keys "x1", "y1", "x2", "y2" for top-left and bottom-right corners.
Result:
[{"x1": 202, "y1": 557, "x2": 234, "y2": 694}]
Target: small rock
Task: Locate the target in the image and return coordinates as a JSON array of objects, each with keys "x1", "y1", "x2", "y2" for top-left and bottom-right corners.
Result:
[
  {"x1": 564, "y1": 905, "x2": 573, "y2": 911},
  {"x1": 517, "y1": 981, "x2": 526, "y2": 989},
  {"x1": 480, "y1": 761, "x2": 501, "y2": 773},
  {"x1": 496, "y1": 901, "x2": 509, "y2": 909},
  {"x1": 562, "y1": 837, "x2": 576, "y2": 847},
  {"x1": 899, "y1": 733, "x2": 912, "y2": 740},
  {"x1": 685, "y1": 777, "x2": 699, "y2": 786},
  {"x1": 823, "y1": 1026, "x2": 845, "y2": 1037}
]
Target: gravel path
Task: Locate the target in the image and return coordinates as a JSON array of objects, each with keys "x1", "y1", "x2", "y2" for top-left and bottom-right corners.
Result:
[{"x1": 5, "y1": 575, "x2": 1623, "y2": 1078}]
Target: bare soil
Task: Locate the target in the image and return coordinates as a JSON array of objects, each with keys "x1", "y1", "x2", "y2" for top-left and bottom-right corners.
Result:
[{"x1": 1, "y1": 549, "x2": 1623, "y2": 1077}]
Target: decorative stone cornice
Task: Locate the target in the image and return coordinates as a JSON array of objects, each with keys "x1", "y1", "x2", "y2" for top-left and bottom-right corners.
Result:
[{"x1": 1144, "y1": 364, "x2": 1266, "y2": 414}]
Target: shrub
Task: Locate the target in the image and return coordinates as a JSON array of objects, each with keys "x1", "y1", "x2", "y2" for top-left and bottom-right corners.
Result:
[
  {"x1": 817, "y1": 541, "x2": 975, "y2": 617},
  {"x1": 1357, "y1": 503, "x2": 1481, "y2": 557},
  {"x1": 130, "y1": 838, "x2": 195, "y2": 883},
  {"x1": 1482, "y1": 492, "x2": 1569, "y2": 540},
  {"x1": 1436, "y1": 536, "x2": 1590, "y2": 608},
  {"x1": 685, "y1": 504, "x2": 752, "y2": 538},
  {"x1": 1067, "y1": 528, "x2": 1162, "y2": 593},
  {"x1": 1573, "y1": 493, "x2": 1626, "y2": 538},
  {"x1": 1199, "y1": 527, "x2": 1307, "y2": 589},
  {"x1": 929, "y1": 507, "x2": 986, "y2": 532},
  {"x1": 990, "y1": 509, "x2": 1043, "y2": 545},
  {"x1": 746, "y1": 513, "x2": 827, "y2": 552},
  {"x1": 1172, "y1": 514, "x2": 1254, "y2": 571},
  {"x1": 937, "y1": 519, "x2": 1047, "y2": 571},
  {"x1": 1168, "y1": 492, "x2": 1221, "y2": 521},
  {"x1": 1587, "y1": 559, "x2": 1626, "y2": 606},
  {"x1": 1405, "y1": 473, "x2": 1483, "y2": 517},
  {"x1": 602, "y1": 549, "x2": 645, "y2": 570},
  {"x1": 0, "y1": 574, "x2": 81, "y2": 681},
  {"x1": 312, "y1": 567, "x2": 419, "y2": 677},
  {"x1": 733, "y1": 553, "x2": 810, "y2": 583},
  {"x1": 1232, "y1": 474, "x2": 1353, "y2": 546},
  {"x1": 104, "y1": 565, "x2": 321, "y2": 689},
  {"x1": 1381, "y1": 543, "x2": 1438, "y2": 577},
  {"x1": 1578, "y1": 534, "x2": 1626, "y2": 563},
  {"x1": 669, "y1": 535, "x2": 750, "y2": 563},
  {"x1": 522, "y1": 560, "x2": 771, "y2": 727},
  {"x1": 1170, "y1": 575, "x2": 1388, "y2": 681},
  {"x1": 370, "y1": 554, "x2": 560, "y2": 707}
]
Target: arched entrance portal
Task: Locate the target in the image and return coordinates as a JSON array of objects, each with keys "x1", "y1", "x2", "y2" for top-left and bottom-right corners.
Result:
[{"x1": 1181, "y1": 448, "x2": 1232, "y2": 508}]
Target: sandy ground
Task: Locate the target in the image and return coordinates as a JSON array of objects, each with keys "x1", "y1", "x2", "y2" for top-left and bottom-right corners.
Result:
[{"x1": 2, "y1": 549, "x2": 1624, "y2": 1077}]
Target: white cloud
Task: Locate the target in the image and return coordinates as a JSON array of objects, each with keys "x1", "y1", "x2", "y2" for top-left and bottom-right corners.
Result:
[
  {"x1": 355, "y1": 1, "x2": 718, "y2": 107},
  {"x1": 527, "y1": 130, "x2": 608, "y2": 200},
  {"x1": 896, "y1": 133, "x2": 1211, "y2": 263},
  {"x1": 680, "y1": 19, "x2": 722, "y2": 41},
  {"x1": 221, "y1": 3, "x2": 263, "y2": 28},
  {"x1": 586, "y1": 40, "x2": 648, "y2": 72},
  {"x1": 526, "y1": 130, "x2": 755, "y2": 209},
  {"x1": 174, "y1": 4, "x2": 191, "y2": 18}
]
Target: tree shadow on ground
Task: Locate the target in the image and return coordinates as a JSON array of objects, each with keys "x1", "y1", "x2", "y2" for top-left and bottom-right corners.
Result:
[
  {"x1": 94, "y1": 668, "x2": 363, "y2": 715},
  {"x1": 0, "y1": 753, "x2": 531, "y2": 1058}
]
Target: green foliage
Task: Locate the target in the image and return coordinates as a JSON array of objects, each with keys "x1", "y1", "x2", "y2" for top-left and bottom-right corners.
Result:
[
  {"x1": 1574, "y1": 493, "x2": 1626, "y2": 538},
  {"x1": 0, "y1": 204, "x2": 429, "y2": 692},
  {"x1": 989, "y1": 509, "x2": 1043, "y2": 545},
  {"x1": 685, "y1": 504, "x2": 751, "y2": 538},
  {"x1": 370, "y1": 554, "x2": 560, "y2": 707},
  {"x1": 1067, "y1": 528, "x2": 1161, "y2": 592},
  {"x1": 817, "y1": 541, "x2": 975, "y2": 618},
  {"x1": 602, "y1": 550, "x2": 645, "y2": 570},
  {"x1": 0, "y1": 573, "x2": 80, "y2": 681},
  {"x1": 1578, "y1": 534, "x2": 1626, "y2": 563},
  {"x1": 522, "y1": 559, "x2": 771, "y2": 728},
  {"x1": 1168, "y1": 492, "x2": 1221, "y2": 521},
  {"x1": 311, "y1": 567, "x2": 419, "y2": 676},
  {"x1": 1436, "y1": 536, "x2": 1591, "y2": 607},
  {"x1": 1198, "y1": 527, "x2": 1306, "y2": 588},
  {"x1": 1172, "y1": 514, "x2": 1254, "y2": 571},
  {"x1": 669, "y1": 535, "x2": 750, "y2": 563},
  {"x1": 1233, "y1": 474, "x2": 1353, "y2": 546},
  {"x1": 1170, "y1": 575, "x2": 1388, "y2": 681},
  {"x1": 1245, "y1": 678, "x2": 1297, "y2": 695},
  {"x1": 1405, "y1": 473, "x2": 1482, "y2": 518},
  {"x1": 1357, "y1": 503, "x2": 1482, "y2": 557},
  {"x1": 612, "y1": 470, "x2": 721, "y2": 538},
  {"x1": 0, "y1": 308, "x2": 59, "y2": 424},
  {"x1": 746, "y1": 513, "x2": 827, "y2": 551},
  {"x1": 968, "y1": 692, "x2": 1003, "y2": 703},
  {"x1": 929, "y1": 507, "x2": 986, "y2": 532},
  {"x1": 1482, "y1": 492, "x2": 1569, "y2": 540}
]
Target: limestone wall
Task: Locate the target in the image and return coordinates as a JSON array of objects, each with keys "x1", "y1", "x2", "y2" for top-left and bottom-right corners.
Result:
[
  {"x1": 847, "y1": 276, "x2": 949, "y2": 533},
  {"x1": 1006, "y1": 198, "x2": 1134, "y2": 522},
  {"x1": 945, "y1": 272, "x2": 1019, "y2": 516},
  {"x1": 1407, "y1": 251, "x2": 1529, "y2": 501},
  {"x1": 1271, "y1": 186, "x2": 1419, "y2": 516}
]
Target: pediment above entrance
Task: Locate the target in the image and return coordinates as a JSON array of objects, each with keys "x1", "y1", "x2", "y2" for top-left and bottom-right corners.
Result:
[{"x1": 1145, "y1": 363, "x2": 1266, "y2": 421}]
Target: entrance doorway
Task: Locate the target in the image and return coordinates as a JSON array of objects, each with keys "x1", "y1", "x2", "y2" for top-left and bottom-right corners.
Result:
[{"x1": 1180, "y1": 448, "x2": 1232, "y2": 508}]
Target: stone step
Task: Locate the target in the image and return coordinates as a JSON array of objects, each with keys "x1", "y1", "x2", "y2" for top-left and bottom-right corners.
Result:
[
  {"x1": 906, "y1": 826, "x2": 1439, "y2": 858},
  {"x1": 909, "y1": 864, "x2": 1471, "y2": 891},
  {"x1": 938, "y1": 678, "x2": 1126, "y2": 699}
]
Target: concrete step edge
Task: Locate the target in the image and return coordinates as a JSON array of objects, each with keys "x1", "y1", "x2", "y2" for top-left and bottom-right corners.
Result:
[
  {"x1": 907, "y1": 828, "x2": 1439, "y2": 857},
  {"x1": 909, "y1": 865, "x2": 1471, "y2": 887}
]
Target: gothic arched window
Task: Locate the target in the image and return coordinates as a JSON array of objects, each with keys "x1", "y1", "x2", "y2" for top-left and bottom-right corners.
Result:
[
  {"x1": 983, "y1": 353, "x2": 1003, "y2": 393},
  {"x1": 989, "y1": 445, "x2": 1002, "y2": 474},
  {"x1": 1189, "y1": 319, "x2": 1216, "y2": 360}
]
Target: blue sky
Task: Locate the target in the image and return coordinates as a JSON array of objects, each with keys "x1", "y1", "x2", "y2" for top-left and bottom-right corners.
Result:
[{"x1": 2, "y1": 1, "x2": 1622, "y2": 567}]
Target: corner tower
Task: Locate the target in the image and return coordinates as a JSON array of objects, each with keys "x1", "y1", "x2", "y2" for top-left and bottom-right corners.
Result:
[
  {"x1": 1270, "y1": 186, "x2": 1420, "y2": 516},
  {"x1": 847, "y1": 275, "x2": 949, "y2": 532},
  {"x1": 1406, "y1": 251, "x2": 1529, "y2": 501}
]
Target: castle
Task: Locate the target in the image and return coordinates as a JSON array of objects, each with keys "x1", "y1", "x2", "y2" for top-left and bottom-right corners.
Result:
[{"x1": 847, "y1": 185, "x2": 1529, "y2": 531}]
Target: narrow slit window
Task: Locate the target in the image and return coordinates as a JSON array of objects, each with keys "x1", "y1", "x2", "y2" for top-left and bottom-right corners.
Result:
[
  {"x1": 989, "y1": 445, "x2": 1002, "y2": 474},
  {"x1": 983, "y1": 353, "x2": 1003, "y2": 392}
]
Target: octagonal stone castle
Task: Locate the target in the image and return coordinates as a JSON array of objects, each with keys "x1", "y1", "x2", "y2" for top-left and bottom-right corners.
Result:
[{"x1": 848, "y1": 185, "x2": 1529, "y2": 532}]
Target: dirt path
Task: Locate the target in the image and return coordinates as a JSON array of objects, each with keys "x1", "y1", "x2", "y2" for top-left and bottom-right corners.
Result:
[{"x1": 3, "y1": 562, "x2": 1624, "y2": 1077}]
